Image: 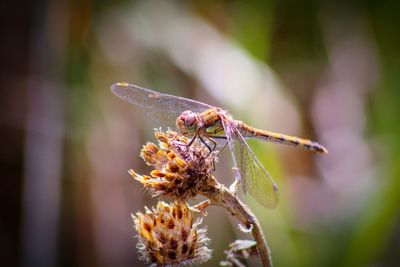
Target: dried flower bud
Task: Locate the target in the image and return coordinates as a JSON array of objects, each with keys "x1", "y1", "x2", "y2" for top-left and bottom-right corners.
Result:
[
  {"x1": 133, "y1": 201, "x2": 212, "y2": 266},
  {"x1": 131, "y1": 130, "x2": 215, "y2": 199}
]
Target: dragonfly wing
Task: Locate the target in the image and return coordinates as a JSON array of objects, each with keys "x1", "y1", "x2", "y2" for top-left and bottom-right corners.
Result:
[
  {"x1": 221, "y1": 118, "x2": 279, "y2": 209},
  {"x1": 111, "y1": 83, "x2": 214, "y2": 128}
]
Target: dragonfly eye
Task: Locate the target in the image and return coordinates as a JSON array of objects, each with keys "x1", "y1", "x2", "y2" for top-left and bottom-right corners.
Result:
[
  {"x1": 176, "y1": 110, "x2": 198, "y2": 133},
  {"x1": 185, "y1": 112, "x2": 197, "y2": 126}
]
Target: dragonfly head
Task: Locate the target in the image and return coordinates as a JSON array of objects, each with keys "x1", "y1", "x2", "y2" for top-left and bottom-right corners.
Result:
[{"x1": 176, "y1": 110, "x2": 200, "y2": 134}]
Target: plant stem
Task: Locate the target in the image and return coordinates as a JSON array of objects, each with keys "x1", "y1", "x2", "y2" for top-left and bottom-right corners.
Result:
[
  {"x1": 201, "y1": 178, "x2": 273, "y2": 267},
  {"x1": 250, "y1": 215, "x2": 272, "y2": 267}
]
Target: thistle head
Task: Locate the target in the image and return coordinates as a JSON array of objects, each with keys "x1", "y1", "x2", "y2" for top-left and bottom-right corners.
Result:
[
  {"x1": 130, "y1": 130, "x2": 216, "y2": 199},
  {"x1": 133, "y1": 200, "x2": 211, "y2": 266}
]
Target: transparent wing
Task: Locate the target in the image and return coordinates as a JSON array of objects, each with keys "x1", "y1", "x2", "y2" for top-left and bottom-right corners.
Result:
[
  {"x1": 221, "y1": 118, "x2": 279, "y2": 209},
  {"x1": 111, "y1": 82, "x2": 214, "y2": 128}
]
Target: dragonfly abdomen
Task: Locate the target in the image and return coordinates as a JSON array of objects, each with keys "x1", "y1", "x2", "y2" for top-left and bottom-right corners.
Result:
[{"x1": 236, "y1": 121, "x2": 328, "y2": 153}]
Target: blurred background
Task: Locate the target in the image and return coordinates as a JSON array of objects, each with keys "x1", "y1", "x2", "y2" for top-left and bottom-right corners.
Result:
[{"x1": 2, "y1": 0, "x2": 399, "y2": 266}]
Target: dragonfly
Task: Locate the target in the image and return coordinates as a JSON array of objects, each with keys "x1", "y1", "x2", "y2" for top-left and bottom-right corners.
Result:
[{"x1": 111, "y1": 82, "x2": 328, "y2": 209}]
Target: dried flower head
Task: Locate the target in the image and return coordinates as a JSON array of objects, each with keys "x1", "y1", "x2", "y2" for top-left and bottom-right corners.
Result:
[
  {"x1": 130, "y1": 130, "x2": 216, "y2": 199},
  {"x1": 133, "y1": 200, "x2": 212, "y2": 266}
]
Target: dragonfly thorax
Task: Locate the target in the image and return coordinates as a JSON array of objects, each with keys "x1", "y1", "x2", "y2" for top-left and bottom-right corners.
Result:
[{"x1": 176, "y1": 110, "x2": 201, "y2": 134}]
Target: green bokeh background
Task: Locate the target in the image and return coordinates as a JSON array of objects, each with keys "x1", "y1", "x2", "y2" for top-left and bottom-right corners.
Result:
[{"x1": 1, "y1": 0, "x2": 399, "y2": 266}]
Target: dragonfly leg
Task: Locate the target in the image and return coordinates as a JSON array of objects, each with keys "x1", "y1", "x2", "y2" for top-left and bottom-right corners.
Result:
[
  {"x1": 208, "y1": 135, "x2": 228, "y2": 156},
  {"x1": 199, "y1": 135, "x2": 213, "y2": 154},
  {"x1": 199, "y1": 136, "x2": 221, "y2": 171},
  {"x1": 217, "y1": 140, "x2": 228, "y2": 154},
  {"x1": 188, "y1": 131, "x2": 198, "y2": 147},
  {"x1": 198, "y1": 135, "x2": 217, "y2": 171},
  {"x1": 201, "y1": 135, "x2": 229, "y2": 171},
  {"x1": 206, "y1": 137, "x2": 217, "y2": 152}
]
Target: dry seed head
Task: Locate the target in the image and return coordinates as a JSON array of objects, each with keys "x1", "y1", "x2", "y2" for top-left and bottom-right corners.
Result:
[
  {"x1": 133, "y1": 201, "x2": 211, "y2": 266},
  {"x1": 131, "y1": 130, "x2": 216, "y2": 199}
]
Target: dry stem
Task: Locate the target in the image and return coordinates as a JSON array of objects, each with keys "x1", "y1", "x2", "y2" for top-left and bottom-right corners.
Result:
[{"x1": 201, "y1": 177, "x2": 272, "y2": 267}]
